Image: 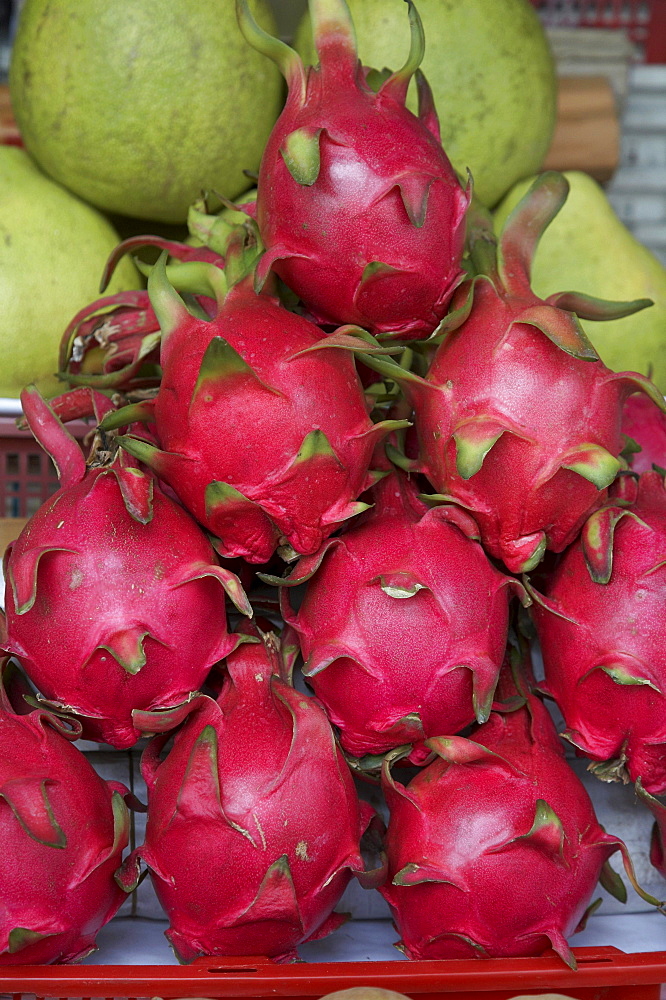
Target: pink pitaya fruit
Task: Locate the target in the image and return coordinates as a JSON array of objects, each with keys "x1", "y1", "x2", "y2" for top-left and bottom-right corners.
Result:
[
  {"x1": 621, "y1": 393, "x2": 666, "y2": 474},
  {"x1": 117, "y1": 627, "x2": 385, "y2": 963},
  {"x1": 2, "y1": 386, "x2": 252, "y2": 749},
  {"x1": 235, "y1": 0, "x2": 469, "y2": 340},
  {"x1": 59, "y1": 234, "x2": 222, "y2": 392},
  {"x1": 362, "y1": 173, "x2": 662, "y2": 573},
  {"x1": 636, "y1": 779, "x2": 666, "y2": 881},
  {"x1": 529, "y1": 470, "x2": 666, "y2": 795},
  {"x1": 0, "y1": 660, "x2": 131, "y2": 964},
  {"x1": 106, "y1": 251, "x2": 405, "y2": 563},
  {"x1": 379, "y1": 648, "x2": 662, "y2": 966},
  {"x1": 58, "y1": 288, "x2": 162, "y2": 391},
  {"x1": 268, "y1": 470, "x2": 525, "y2": 765}
]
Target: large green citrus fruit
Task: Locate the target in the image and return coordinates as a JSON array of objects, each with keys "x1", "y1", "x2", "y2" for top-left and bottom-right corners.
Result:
[
  {"x1": 0, "y1": 146, "x2": 140, "y2": 399},
  {"x1": 9, "y1": 0, "x2": 283, "y2": 224},
  {"x1": 294, "y1": 0, "x2": 557, "y2": 208}
]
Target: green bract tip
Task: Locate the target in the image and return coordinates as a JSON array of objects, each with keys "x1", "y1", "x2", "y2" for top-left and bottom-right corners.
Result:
[
  {"x1": 236, "y1": 0, "x2": 306, "y2": 99},
  {"x1": 498, "y1": 171, "x2": 569, "y2": 295},
  {"x1": 378, "y1": 0, "x2": 425, "y2": 105},
  {"x1": 147, "y1": 253, "x2": 192, "y2": 344}
]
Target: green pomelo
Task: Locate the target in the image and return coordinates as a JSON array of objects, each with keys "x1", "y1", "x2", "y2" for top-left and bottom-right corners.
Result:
[
  {"x1": 494, "y1": 170, "x2": 666, "y2": 393},
  {"x1": 0, "y1": 146, "x2": 140, "y2": 399},
  {"x1": 294, "y1": 0, "x2": 557, "y2": 208},
  {"x1": 9, "y1": 0, "x2": 283, "y2": 224}
]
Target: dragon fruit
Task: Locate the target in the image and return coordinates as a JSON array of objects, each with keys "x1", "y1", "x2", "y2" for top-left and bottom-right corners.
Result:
[
  {"x1": 636, "y1": 779, "x2": 666, "y2": 881},
  {"x1": 269, "y1": 469, "x2": 525, "y2": 765},
  {"x1": 361, "y1": 173, "x2": 662, "y2": 574},
  {"x1": 0, "y1": 660, "x2": 130, "y2": 964},
  {"x1": 58, "y1": 287, "x2": 162, "y2": 392},
  {"x1": 621, "y1": 393, "x2": 666, "y2": 474},
  {"x1": 105, "y1": 249, "x2": 405, "y2": 563},
  {"x1": 59, "y1": 234, "x2": 222, "y2": 392},
  {"x1": 529, "y1": 470, "x2": 666, "y2": 796},
  {"x1": 117, "y1": 627, "x2": 385, "y2": 963},
  {"x1": 235, "y1": 0, "x2": 469, "y2": 340},
  {"x1": 379, "y1": 646, "x2": 662, "y2": 965},
  {"x1": 2, "y1": 386, "x2": 251, "y2": 749}
]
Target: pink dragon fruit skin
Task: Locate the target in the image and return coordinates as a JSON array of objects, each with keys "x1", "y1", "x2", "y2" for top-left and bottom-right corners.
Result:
[
  {"x1": 379, "y1": 654, "x2": 661, "y2": 966},
  {"x1": 236, "y1": 0, "x2": 469, "y2": 340},
  {"x1": 362, "y1": 173, "x2": 663, "y2": 574},
  {"x1": 2, "y1": 386, "x2": 252, "y2": 749},
  {"x1": 271, "y1": 470, "x2": 525, "y2": 763},
  {"x1": 0, "y1": 661, "x2": 130, "y2": 964},
  {"x1": 117, "y1": 629, "x2": 384, "y2": 963},
  {"x1": 621, "y1": 392, "x2": 666, "y2": 474},
  {"x1": 530, "y1": 470, "x2": 666, "y2": 796},
  {"x1": 110, "y1": 254, "x2": 404, "y2": 564}
]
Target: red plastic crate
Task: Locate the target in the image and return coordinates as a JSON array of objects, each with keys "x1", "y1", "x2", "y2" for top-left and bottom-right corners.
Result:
[
  {"x1": 0, "y1": 947, "x2": 665, "y2": 1000},
  {"x1": 0, "y1": 416, "x2": 90, "y2": 519},
  {"x1": 0, "y1": 416, "x2": 60, "y2": 519},
  {"x1": 530, "y1": 0, "x2": 666, "y2": 63}
]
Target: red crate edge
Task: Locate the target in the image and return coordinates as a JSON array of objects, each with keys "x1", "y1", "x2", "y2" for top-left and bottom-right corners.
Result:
[
  {"x1": 1, "y1": 946, "x2": 665, "y2": 999},
  {"x1": 530, "y1": 0, "x2": 666, "y2": 64}
]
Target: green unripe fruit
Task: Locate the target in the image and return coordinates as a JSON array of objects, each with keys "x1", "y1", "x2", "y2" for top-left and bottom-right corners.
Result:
[
  {"x1": 10, "y1": 0, "x2": 284, "y2": 223},
  {"x1": 0, "y1": 147, "x2": 140, "y2": 399}
]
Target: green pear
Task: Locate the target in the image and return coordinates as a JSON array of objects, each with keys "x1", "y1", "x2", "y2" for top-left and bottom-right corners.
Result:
[
  {"x1": 294, "y1": 0, "x2": 557, "y2": 208},
  {"x1": 0, "y1": 146, "x2": 140, "y2": 399},
  {"x1": 494, "y1": 170, "x2": 666, "y2": 393},
  {"x1": 9, "y1": 0, "x2": 283, "y2": 223}
]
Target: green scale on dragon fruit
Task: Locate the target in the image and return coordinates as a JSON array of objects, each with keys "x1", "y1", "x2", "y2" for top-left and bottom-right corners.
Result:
[
  {"x1": 529, "y1": 470, "x2": 666, "y2": 796},
  {"x1": 263, "y1": 468, "x2": 526, "y2": 769},
  {"x1": 358, "y1": 172, "x2": 665, "y2": 575},
  {"x1": 235, "y1": 0, "x2": 469, "y2": 341},
  {"x1": 378, "y1": 641, "x2": 664, "y2": 966},
  {"x1": 104, "y1": 244, "x2": 407, "y2": 565},
  {"x1": 0, "y1": 660, "x2": 131, "y2": 964},
  {"x1": 116, "y1": 625, "x2": 386, "y2": 964},
  {"x1": 1, "y1": 386, "x2": 252, "y2": 749}
]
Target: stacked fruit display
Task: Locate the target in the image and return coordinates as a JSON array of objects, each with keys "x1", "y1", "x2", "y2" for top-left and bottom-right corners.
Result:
[{"x1": 0, "y1": 0, "x2": 665, "y2": 971}]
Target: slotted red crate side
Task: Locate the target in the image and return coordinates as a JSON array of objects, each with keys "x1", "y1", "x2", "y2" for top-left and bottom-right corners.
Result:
[
  {"x1": 0, "y1": 416, "x2": 89, "y2": 519},
  {"x1": 644, "y1": 1, "x2": 666, "y2": 62},
  {"x1": 531, "y1": 0, "x2": 666, "y2": 63},
  {"x1": 0, "y1": 947, "x2": 665, "y2": 1000},
  {"x1": 0, "y1": 420, "x2": 59, "y2": 519}
]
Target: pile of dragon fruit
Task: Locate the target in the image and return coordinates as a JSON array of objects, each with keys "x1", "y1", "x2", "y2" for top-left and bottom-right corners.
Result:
[{"x1": 1, "y1": 0, "x2": 666, "y2": 969}]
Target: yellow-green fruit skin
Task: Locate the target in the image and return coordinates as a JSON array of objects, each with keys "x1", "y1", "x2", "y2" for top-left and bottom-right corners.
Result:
[
  {"x1": 0, "y1": 147, "x2": 140, "y2": 399},
  {"x1": 9, "y1": 0, "x2": 283, "y2": 223},
  {"x1": 494, "y1": 170, "x2": 666, "y2": 393},
  {"x1": 294, "y1": 0, "x2": 556, "y2": 208}
]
